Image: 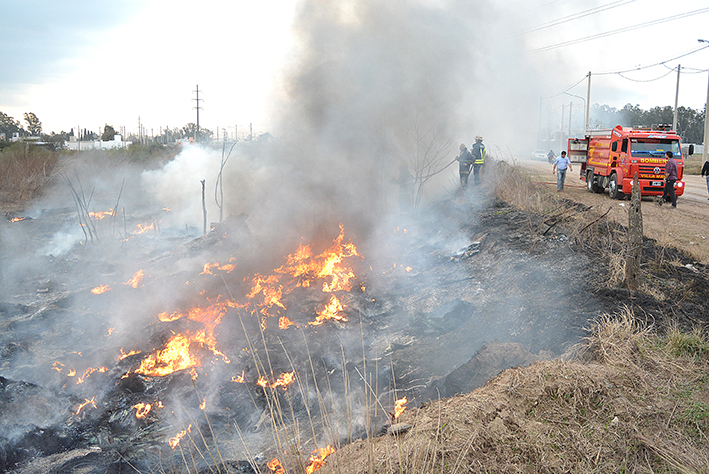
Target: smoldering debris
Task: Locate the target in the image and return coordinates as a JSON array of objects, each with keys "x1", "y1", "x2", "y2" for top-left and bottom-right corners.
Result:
[{"x1": 0, "y1": 185, "x2": 609, "y2": 472}]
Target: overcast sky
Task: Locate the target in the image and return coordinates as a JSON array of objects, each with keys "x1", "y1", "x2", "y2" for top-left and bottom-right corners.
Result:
[{"x1": 1, "y1": 0, "x2": 708, "y2": 137}]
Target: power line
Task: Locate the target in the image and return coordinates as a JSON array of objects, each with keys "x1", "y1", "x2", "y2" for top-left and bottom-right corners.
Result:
[
  {"x1": 528, "y1": 7, "x2": 709, "y2": 54},
  {"x1": 521, "y1": 0, "x2": 635, "y2": 35}
]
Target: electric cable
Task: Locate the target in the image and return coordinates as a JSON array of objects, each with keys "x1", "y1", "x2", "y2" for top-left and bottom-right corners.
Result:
[
  {"x1": 528, "y1": 7, "x2": 709, "y2": 54},
  {"x1": 521, "y1": 0, "x2": 635, "y2": 35}
]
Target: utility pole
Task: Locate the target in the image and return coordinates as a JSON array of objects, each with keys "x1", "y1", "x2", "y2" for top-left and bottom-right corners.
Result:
[
  {"x1": 559, "y1": 104, "x2": 565, "y2": 153},
  {"x1": 249, "y1": 122, "x2": 253, "y2": 141},
  {"x1": 585, "y1": 71, "x2": 591, "y2": 132},
  {"x1": 193, "y1": 85, "x2": 202, "y2": 143},
  {"x1": 138, "y1": 116, "x2": 142, "y2": 145},
  {"x1": 568, "y1": 102, "x2": 573, "y2": 139},
  {"x1": 673, "y1": 65, "x2": 681, "y2": 132}
]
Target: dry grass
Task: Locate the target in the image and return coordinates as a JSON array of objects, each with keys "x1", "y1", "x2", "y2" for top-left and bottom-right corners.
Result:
[
  {"x1": 0, "y1": 143, "x2": 58, "y2": 208},
  {"x1": 319, "y1": 307, "x2": 709, "y2": 473}
]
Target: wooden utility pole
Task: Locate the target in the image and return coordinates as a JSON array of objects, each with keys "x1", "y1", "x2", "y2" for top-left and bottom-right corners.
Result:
[
  {"x1": 193, "y1": 85, "x2": 202, "y2": 143},
  {"x1": 624, "y1": 173, "x2": 643, "y2": 291},
  {"x1": 201, "y1": 179, "x2": 207, "y2": 235}
]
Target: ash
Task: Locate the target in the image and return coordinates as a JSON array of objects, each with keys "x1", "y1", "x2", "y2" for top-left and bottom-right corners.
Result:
[{"x1": 0, "y1": 188, "x2": 610, "y2": 473}]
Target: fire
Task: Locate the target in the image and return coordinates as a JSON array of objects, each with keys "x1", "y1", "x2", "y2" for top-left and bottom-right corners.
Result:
[
  {"x1": 394, "y1": 397, "x2": 407, "y2": 419},
  {"x1": 105, "y1": 327, "x2": 115, "y2": 336},
  {"x1": 276, "y1": 224, "x2": 359, "y2": 292},
  {"x1": 9, "y1": 217, "x2": 27, "y2": 222},
  {"x1": 124, "y1": 269, "x2": 144, "y2": 288},
  {"x1": 119, "y1": 348, "x2": 142, "y2": 360},
  {"x1": 279, "y1": 316, "x2": 295, "y2": 329},
  {"x1": 200, "y1": 258, "x2": 237, "y2": 275},
  {"x1": 133, "y1": 402, "x2": 152, "y2": 419},
  {"x1": 88, "y1": 210, "x2": 113, "y2": 220},
  {"x1": 199, "y1": 398, "x2": 207, "y2": 410},
  {"x1": 91, "y1": 284, "x2": 111, "y2": 294},
  {"x1": 305, "y1": 445, "x2": 336, "y2": 474},
  {"x1": 257, "y1": 372, "x2": 294, "y2": 390},
  {"x1": 137, "y1": 296, "x2": 235, "y2": 377},
  {"x1": 134, "y1": 221, "x2": 157, "y2": 234},
  {"x1": 134, "y1": 334, "x2": 201, "y2": 377},
  {"x1": 52, "y1": 362, "x2": 65, "y2": 373},
  {"x1": 231, "y1": 370, "x2": 245, "y2": 383},
  {"x1": 310, "y1": 295, "x2": 347, "y2": 326},
  {"x1": 76, "y1": 366, "x2": 108, "y2": 384},
  {"x1": 75, "y1": 397, "x2": 96, "y2": 415},
  {"x1": 244, "y1": 225, "x2": 360, "y2": 325},
  {"x1": 168, "y1": 424, "x2": 192, "y2": 449},
  {"x1": 267, "y1": 458, "x2": 285, "y2": 474}
]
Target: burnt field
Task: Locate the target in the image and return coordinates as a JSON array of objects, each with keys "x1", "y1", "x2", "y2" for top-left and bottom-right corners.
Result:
[{"x1": 2, "y1": 161, "x2": 709, "y2": 473}]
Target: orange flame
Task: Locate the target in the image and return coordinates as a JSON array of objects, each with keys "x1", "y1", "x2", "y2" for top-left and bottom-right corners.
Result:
[
  {"x1": 231, "y1": 370, "x2": 245, "y2": 383},
  {"x1": 52, "y1": 362, "x2": 65, "y2": 373},
  {"x1": 88, "y1": 210, "x2": 113, "y2": 220},
  {"x1": 267, "y1": 458, "x2": 285, "y2": 474},
  {"x1": 119, "y1": 348, "x2": 142, "y2": 360},
  {"x1": 394, "y1": 397, "x2": 407, "y2": 419},
  {"x1": 9, "y1": 217, "x2": 27, "y2": 222},
  {"x1": 305, "y1": 445, "x2": 336, "y2": 474},
  {"x1": 137, "y1": 296, "x2": 235, "y2": 376},
  {"x1": 124, "y1": 269, "x2": 144, "y2": 288},
  {"x1": 200, "y1": 258, "x2": 237, "y2": 275},
  {"x1": 91, "y1": 284, "x2": 111, "y2": 294},
  {"x1": 279, "y1": 316, "x2": 295, "y2": 329},
  {"x1": 199, "y1": 398, "x2": 207, "y2": 410},
  {"x1": 75, "y1": 397, "x2": 96, "y2": 415},
  {"x1": 257, "y1": 372, "x2": 295, "y2": 390},
  {"x1": 76, "y1": 366, "x2": 108, "y2": 384},
  {"x1": 244, "y1": 225, "x2": 360, "y2": 323},
  {"x1": 168, "y1": 424, "x2": 192, "y2": 449},
  {"x1": 133, "y1": 402, "x2": 152, "y2": 419},
  {"x1": 134, "y1": 221, "x2": 157, "y2": 234},
  {"x1": 310, "y1": 295, "x2": 347, "y2": 326}
]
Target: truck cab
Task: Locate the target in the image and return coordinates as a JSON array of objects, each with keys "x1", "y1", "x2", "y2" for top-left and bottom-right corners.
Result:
[{"x1": 569, "y1": 125, "x2": 689, "y2": 199}]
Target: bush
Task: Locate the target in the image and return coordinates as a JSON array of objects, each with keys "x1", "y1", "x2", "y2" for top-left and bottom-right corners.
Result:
[{"x1": 0, "y1": 142, "x2": 58, "y2": 205}]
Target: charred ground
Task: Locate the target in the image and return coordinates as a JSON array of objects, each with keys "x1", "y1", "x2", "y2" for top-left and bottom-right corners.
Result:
[{"x1": 1, "y1": 157, "x2": 708, "y2": 473}]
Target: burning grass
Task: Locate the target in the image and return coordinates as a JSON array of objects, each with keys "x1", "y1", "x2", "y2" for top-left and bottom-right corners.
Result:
[{"x1": 318, "y1": 307, "x2": 709, "y2": 474}]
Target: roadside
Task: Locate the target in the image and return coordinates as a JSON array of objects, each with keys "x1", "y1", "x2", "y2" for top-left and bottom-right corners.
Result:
[{"x1": 517, "y1": 158, "x2": 709, "y2": 264}]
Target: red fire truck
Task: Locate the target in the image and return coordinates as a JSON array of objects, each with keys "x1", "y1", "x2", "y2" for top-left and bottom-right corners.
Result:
[{"x1": 567, "y1": 125, "x2": 693, "y2": 199}]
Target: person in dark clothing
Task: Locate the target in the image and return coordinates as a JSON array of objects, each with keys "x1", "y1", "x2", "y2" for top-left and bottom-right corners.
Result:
[
  {"x1": 456, "y1": 143, "x2": 473, "y2": 187},
  {"x1": 471, "y1": 136, "x2": 485, "y2": 185},
  {"x1": 701, "y1": 159, "x2": 709, "y2": 200},
  {"x1": 658, "y1": 151, "x2": 678, "y2": 208},
  {"x1": 547, "y1": 150, "x2": 555, "y2": 163}
]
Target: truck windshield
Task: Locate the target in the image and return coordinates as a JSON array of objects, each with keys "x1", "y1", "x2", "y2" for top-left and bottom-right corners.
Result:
[{"x1": 630, "y1": 139, "x2": 681, "y2": 158}]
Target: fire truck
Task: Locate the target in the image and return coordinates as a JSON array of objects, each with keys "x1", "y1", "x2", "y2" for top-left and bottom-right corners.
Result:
[{"x1": 567, "y1": 125, "x2": 693, "y2": 199}]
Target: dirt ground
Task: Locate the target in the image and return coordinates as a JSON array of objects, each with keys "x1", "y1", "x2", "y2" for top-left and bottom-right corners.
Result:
[{"x1": 518, "y1": 158, "x2": 709, "y2": 264}]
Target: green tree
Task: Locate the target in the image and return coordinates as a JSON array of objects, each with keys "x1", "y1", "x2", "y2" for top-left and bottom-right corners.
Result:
[
  {"x1": 23, "y1": 112, "x2": 42, "y2": 136},
  {"x1": 101, "y1": 124, "x2": 117, "y2": 141},
  {"x1": 0, "y1": 111, "x2": 22, "y2": 138}
]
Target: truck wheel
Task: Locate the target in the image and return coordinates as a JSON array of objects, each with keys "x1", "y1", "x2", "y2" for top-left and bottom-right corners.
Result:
[
  {"x1": 608, "y1": 173, "x2": 624, "y2": 200},
  {"x1": 586, "y1": 171, "x2": 594, "y2": 193}
]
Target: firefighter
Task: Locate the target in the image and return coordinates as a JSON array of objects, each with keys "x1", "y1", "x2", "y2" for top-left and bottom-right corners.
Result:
[
  {"x1": 456, "y1": 143, "x2": 474, "y2": 187},
  {"x1": 701, "y1": 158, "x2": 709, "y2": 200},
  {"x1": 471, "y1": 136, "x2": 485, "y2": 185}
]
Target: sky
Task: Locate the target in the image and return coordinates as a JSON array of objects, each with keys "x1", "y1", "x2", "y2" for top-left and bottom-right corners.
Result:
[{"x1": 1, "y1": 0, "x2": 709, "y2": 139}]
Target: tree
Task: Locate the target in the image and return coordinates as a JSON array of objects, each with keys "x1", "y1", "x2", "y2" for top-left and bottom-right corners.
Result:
[
  {"x1": 396, "y1": 115, "x2": 453, "y2": 209},
  {"x1": 23, "y1": 112, "x2": 42, "y2": 136},
  {"x1": 0, "y1": 111, "x2": 22, "y2": 138},
  {"x1": 101, "y1": 124, "x2": 117, "y2": 141},
  {"x1": 181, "y1": 123, "x2": 213, "y2": 142}
]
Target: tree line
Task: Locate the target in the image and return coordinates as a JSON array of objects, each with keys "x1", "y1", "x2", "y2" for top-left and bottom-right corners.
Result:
[
  {"x1": 590, "y1": 103, "x2": 706, "y2": 143},
  {"x1": 0, "y1": 111, "x2": 216, "y2": 149}
]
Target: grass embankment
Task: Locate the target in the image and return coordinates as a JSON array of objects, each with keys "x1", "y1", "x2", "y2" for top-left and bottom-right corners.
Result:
[{"x1": 321, "y1": 309, "x2": 709, "y2": 474}]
